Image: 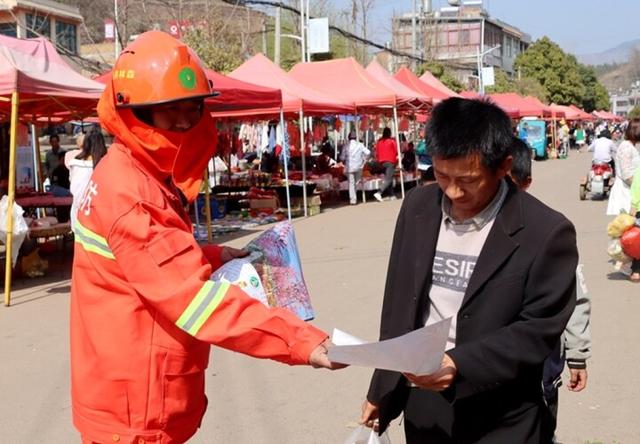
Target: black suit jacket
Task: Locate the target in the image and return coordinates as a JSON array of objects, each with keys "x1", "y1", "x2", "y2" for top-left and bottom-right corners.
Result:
[{"x1": 367, "y1": 181, "x2": 578, "y2": 441}]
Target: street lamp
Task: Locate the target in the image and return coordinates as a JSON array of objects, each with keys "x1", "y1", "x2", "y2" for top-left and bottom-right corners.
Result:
[{"x1": 477, "y1": 44, "x2": 500, "y2": 95}]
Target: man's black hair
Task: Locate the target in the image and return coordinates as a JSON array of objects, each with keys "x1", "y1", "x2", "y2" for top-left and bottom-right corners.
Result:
[
  {"x1": 509, "y1": 136, "x2": 532, "y2": 186},
  {"x1": 49, "y1": 134, "x2": 60, "y2": 142},
  {"x1": 425, "y1": 97, "x2": 513, "y2": 171}
]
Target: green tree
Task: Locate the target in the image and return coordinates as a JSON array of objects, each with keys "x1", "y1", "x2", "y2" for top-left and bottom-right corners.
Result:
[
  {"x1": 513, "y1": 76, "x2": 548, "y2": 102},
  {"x1": 579, "y1": 65, "x2": 610, "y2": 112},
  {"x1": 515, "y1": 37, "x2": 585, "y2": 104},
  {"x1": 417, "y1": 61, "x2": 464, "y2": 92},
  {"x1": 628, "y1": 106, "x2": 640, "y2": 119},
  {"x1": 182, "y1": 28, "x2": 244, "y2": 74}
]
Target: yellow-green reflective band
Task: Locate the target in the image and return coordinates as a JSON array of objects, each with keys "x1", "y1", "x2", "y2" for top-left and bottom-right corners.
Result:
[
  {"x1": 74, "y1": 221, "x2": 115, "y2": 260},
  {"x1": 176, "y1": 281, "x2": 230, "y2": 336}
]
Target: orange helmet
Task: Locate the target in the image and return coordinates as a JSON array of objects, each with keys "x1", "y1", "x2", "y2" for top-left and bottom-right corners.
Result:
[{"x1": 110, "y1": 30, "x2": 217, "y2": 108}]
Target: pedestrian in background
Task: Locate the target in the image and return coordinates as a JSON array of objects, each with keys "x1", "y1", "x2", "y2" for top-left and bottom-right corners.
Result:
[
  {"x1": 66, "y1": 128, "x2": 108, "y2": 231},
  {"x1": 509, "y1": 136, "x2": 592, "y2": 437},
  {"x1": 373, "y1": 127, "x2": 397, "y2": 202},
  {"x1": 341, "y1": 131, "x2": 370, "y2": 205},
  {"x1": 607, "y1": 118, "x2": 640, "y2": 216}
]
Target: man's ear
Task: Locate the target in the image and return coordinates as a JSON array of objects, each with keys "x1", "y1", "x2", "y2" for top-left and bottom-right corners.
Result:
[{"x1": 498, "y1": 155, "x2": 513, "y2": 178}]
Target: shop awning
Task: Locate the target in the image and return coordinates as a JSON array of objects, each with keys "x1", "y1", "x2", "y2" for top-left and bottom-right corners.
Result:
[{"x1": 0, "y1": 34, "x2": 104, "y2": 122}]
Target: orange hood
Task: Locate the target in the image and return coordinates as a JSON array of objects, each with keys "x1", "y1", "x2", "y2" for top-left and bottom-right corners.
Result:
[{"x1": 97, "y1": 81, "x2": 217, "y2": 202}]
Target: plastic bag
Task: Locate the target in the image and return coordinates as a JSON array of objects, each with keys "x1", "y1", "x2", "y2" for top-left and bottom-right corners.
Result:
[
  {"x1": 0, "y1": 196, "x2": 29, "y2": 266},
  {"x1": 344, "y1": 426, "x2": 391, "y2": 444},
  {"x1": 607, "y1": 239, "x2": 632, "y2": 263},
  {"x1": 607, "y1": 213, "x2": 636, "y2": 238}
]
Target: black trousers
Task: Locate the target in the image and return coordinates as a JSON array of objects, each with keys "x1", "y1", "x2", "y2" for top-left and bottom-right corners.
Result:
[{"x1": 403, "y1": 388, "x2": 554, "y2": 444}]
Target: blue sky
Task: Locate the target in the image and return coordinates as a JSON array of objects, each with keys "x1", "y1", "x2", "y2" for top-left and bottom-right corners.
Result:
[{"x1": 333, "y1": 0, "x2": 639, "y2": 55}]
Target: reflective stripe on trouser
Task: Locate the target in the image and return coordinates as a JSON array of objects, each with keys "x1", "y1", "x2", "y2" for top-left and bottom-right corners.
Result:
[
  {"x1": 74, "y1": 220, "x2": 115, "y2": 260},
  {"x1": 176, "y1": 281, "x2": 230, "y2": 336}
]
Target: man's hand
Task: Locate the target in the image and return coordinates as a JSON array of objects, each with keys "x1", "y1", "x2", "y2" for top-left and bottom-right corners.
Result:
[
  {"x1": 567, "y1": 368, "x2": 588, "y2": 392},
  {"x1": 360, "y1": 400, "x2": 380, "y2": 432},
  {"x1": 403, "y1": 353, "x2": 457, "y2": 391},
  {"x1": 309, "y1": 339, "x2": 348, "y2": 370},
  {"x1": 220, "y1": 247, "x2": 249, "y2": 264}
]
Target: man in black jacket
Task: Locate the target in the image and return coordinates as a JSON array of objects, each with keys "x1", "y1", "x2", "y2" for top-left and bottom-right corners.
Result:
[{"x1": 361, "y1": 98, "x2": 578, "y2": 443}]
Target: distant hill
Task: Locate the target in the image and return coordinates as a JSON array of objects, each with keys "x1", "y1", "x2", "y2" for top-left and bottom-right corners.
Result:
[{"x1": 578, "y1": 39, "x2": 640, "y2": 66}]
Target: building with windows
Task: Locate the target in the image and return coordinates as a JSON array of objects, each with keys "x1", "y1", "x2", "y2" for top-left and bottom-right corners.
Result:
[
  {"x1": 0, "y1": 0, "x2": 82, "y2": 55},
  {"x1": 391, "y1": 1, "x2": 530, "y2": 84},
  {"x1": 610, "y1": 81, "x2": 640, "y2": 117}
]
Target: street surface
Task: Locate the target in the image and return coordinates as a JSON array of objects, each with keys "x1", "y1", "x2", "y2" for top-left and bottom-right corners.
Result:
[{"x1": 1, "y1": 150, "x2": 637, "y2": 443}]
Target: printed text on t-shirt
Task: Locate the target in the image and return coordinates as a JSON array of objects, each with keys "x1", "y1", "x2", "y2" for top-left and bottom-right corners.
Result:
[{"x1": 432, "y1": 251, "x2": 477, "y2": 292}]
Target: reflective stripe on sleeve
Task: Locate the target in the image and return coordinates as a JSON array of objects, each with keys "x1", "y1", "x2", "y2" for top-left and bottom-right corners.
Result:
[
  {"x1": 74, "y1": 220, "x2": 115, "y2": 260},
  {"x1": 176, "y1": 281, "x2": 230, "y2": 336}
]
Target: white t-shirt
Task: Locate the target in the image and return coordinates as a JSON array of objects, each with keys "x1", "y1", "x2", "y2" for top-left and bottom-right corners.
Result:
[
  {"x1": 589, "y1": 137, "x2": 615, "y2": 164},
  {"x1": 342, "y1": 140, "x2": 370, "y2": 173},
  {"x1": 425, "y1": 181, "x2": 508, "y2": 350}
]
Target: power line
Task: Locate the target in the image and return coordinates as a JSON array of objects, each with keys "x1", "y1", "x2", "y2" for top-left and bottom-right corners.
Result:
[{"x1": 218, "y1": 0, "x2": 431, "y2": 64}]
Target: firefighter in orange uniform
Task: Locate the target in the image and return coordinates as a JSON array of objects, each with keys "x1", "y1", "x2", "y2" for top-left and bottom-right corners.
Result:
[{"x1": 70, "y1": 31, "x2": 339, "y2": 444}]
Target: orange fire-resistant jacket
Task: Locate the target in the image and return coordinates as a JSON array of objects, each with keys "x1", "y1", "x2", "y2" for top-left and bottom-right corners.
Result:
[{"x1": 70, "y1": 83, "x2": 327, "y2": 444}]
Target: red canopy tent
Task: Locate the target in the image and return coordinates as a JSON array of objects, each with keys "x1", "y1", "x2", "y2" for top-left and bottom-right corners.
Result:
[
  {"x1": 459, "y1": 91, "x2": 479, "y2": 99},
  {"x1": 0, "y1": 35, "x2": 106, "y2": 305},
  {"x1": 568, "y1": 105, "x2": 595, "y2": 121},
  {"x1": 290, "y1": 57, "x2": 419, "y2": 197},
  {"x1": 365, "y1": 60, "x2": 432, "y2": 111},
  {"x1": 523, "y1": 96, "x2": 564, "y2": 119},
  {"x1": 459, "y1": 91, "x2": 520, "y2": 118},
  {"x1": 226, "y1": 53, "x2": 354, "y2": 117},
  {"x1": 549, "y1": 104, "x2": 580, "y2": 120},
  {"x1": 593, "y1": 110, "x2": 622, "y2": 122},
  {"x1": 394, "y1": 67, "x2": 452, "y2": 103},
  {"x1": 289, "y1": 57, "x2": 405, "y2": 110},
  {"x1": 0, "y1": 35, "x2": 104, "y2": 122},
  {"x1": 419, "y1": 71, "x2": 460, "y2": 99},
  {"x1": 95, "y1": 68, "x2": 283, "y2": 114},
  {"x1": 489, "y1": 93, "x2": 551, "y2": 118}
]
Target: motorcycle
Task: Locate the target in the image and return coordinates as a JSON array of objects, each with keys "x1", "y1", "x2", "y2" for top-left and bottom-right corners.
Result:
[{"x1": 580, "y1": 162, "x2": 613, "y2": 200}]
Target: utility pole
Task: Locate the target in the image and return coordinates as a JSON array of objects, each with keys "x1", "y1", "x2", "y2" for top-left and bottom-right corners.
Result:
[
  {"x1": 114, "y1": 0, "x2": 120, "y2": 59},
  {"x1": 262, "y1": 19, "x2": 267, "y2": 55},
  {"x1": 274, "y1": 5, "x2": 281, "y2": 66},
  {"x1": 351, "y1": 0, "x2": 357, "y2": 59},
  {"x1": 300, "y1": 0, "x2": 306, "y2": 63},
  {"x1": 412, "y1": 0, "x2": 417, "y2": 69}
]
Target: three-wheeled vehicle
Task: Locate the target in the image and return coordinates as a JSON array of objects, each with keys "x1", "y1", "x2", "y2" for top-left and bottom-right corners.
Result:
[{"x1": 518, "y1": 118, "x2": 547, "y2": 159}]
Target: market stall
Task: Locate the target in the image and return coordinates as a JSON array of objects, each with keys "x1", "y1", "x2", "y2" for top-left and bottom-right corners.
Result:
[
  {"x1": 225, "y1": 53, "x2": 355, "y2": 217},
  {"x1": 0, "y1": 34, "x2": 104, "y2": 306},
  {"x1": 289, "y1": 57, "x2": 424, "y2": 199}
]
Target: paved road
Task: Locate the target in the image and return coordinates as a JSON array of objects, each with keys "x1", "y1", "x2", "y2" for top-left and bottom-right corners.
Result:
[{"x1": 1, "y1": 150, "x2": 637, "y2": 443}]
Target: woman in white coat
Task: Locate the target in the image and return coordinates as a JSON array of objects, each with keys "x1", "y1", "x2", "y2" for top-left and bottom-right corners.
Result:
[
  {"x1": 607, "y1": 119, "x2": 640, "y2": 216},
  {"x1": 66, "y1": 128, "x2": 107, "y2": 230}
]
